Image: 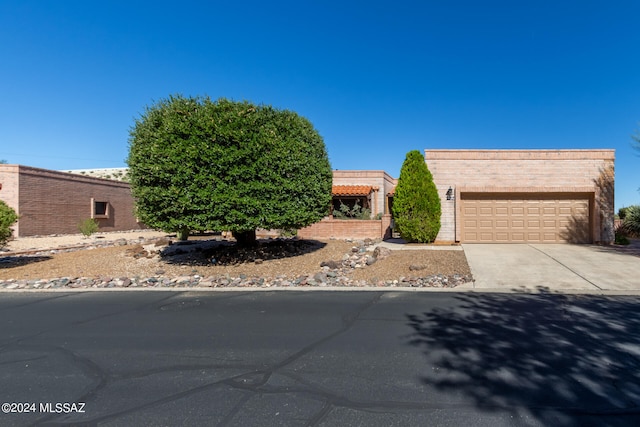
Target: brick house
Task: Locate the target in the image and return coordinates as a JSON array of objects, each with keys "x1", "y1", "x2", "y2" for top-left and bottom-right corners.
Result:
[
  {"x1": 300, "y1": 149, "x2": 615, "y2": 244},
  {"x1": 426, "y1": 149, "x2": 615, "y2": 244},
  {"x1": 0, "y1": 165, "x2": 146, "y2": 237}
]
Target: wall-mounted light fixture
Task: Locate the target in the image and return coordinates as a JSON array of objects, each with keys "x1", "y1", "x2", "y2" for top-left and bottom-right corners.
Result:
[{"x1": 446, "y1": 186, "x2": 453, "y2": 201}]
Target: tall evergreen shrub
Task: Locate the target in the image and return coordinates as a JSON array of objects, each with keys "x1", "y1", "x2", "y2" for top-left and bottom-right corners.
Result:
[{"x1": 392, "y1": 150, "x2": 441, "y2": 243}]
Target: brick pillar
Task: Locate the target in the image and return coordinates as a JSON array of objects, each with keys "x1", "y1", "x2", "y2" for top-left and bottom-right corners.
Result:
[{"x1": 381, "y1": 214, "x2": 392, "y2": 239}]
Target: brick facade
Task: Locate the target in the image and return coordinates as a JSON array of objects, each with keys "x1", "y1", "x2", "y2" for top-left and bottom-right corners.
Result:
[
  {"x1": 0, "y1": 165, "x2": 146, "y2": 237},
  {"x1": 298, "y1": 215, "x2": 392, "y2": 240},
  {"x1": 425, "y1": 149, "x2": 615, "y2": 243}
]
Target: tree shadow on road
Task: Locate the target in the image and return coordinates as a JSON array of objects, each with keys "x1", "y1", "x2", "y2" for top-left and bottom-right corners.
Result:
[{"x1": 406, "y1": 292, "x2": 640, "y2": 426}]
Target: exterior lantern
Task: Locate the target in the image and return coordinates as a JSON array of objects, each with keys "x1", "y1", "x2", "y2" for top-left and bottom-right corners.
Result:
[{"x1": 446, "y1": 187, "x2": 453, "y2": 201}]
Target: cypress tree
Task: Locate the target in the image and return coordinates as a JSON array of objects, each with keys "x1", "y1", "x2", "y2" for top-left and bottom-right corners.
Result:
[{"x1": 392, "y1": 150, "x2": 441, "y2": 243}]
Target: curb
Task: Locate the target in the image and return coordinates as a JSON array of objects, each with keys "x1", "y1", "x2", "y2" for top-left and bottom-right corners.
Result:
[{"x1": 1, "y1": 287, "x2": 640, "y2": 295}]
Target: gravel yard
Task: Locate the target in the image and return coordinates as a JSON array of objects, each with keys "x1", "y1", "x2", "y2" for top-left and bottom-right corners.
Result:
[{"x1": 0, "y1": 231, "x2": 473, "y2": 289}]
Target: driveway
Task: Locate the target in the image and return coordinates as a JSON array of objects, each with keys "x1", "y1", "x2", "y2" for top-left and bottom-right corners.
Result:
[{"x1": 462, "y1": 244, "x2": 640, "y2": 293}]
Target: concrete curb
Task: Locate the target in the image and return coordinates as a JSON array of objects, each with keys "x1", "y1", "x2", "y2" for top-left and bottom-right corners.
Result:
[{"x1": 2, "y1": 286, "x2": 640, "y2": 295}]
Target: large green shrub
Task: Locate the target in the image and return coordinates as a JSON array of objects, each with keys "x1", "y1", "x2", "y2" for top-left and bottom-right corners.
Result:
[
  {"x1": 392, "y1": 150, "x2": 441, "y2": 243},
  {"x1": 128, "y1": 95, "x2": 332, "y2": 245},
  {"x1": 0, "y1": 200, "x2": 18, "y2": 248}
]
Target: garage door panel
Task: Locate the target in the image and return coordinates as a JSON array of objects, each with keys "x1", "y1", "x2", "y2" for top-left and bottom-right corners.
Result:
[
  {"x1": 461, "y1": 193, "x2": 591, "y2": 243},
  {"x1": 495, "y1": 232, "x2": 509, "y2": 241},
  {"x1": 480, "y1": 232, "x2": 494, "y2": 241},
  {"x1": 465, "y1": 232, "x2": 478, "y2": 241},
  {"x1": 479, "y1": 220, "x2": 493, "y2": 228},
  {"x1": 479, "y1": 207, "x2": 493, "y2": 216},
  {"x1": 511, "y1": 232, "x2": 525, "y2": 241},
  {"x1": 464, "y1": 207, "x2": 478, "y2": 215}
]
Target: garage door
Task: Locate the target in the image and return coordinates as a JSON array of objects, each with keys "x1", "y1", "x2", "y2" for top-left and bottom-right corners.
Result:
[{"x1": 461, "y1": 193, "x2": 591, "y2": 243}]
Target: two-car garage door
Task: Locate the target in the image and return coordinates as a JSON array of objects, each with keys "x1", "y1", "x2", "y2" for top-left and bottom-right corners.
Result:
[{"x1": 461, "y1": 193, "x2": 592, "y2": 243}]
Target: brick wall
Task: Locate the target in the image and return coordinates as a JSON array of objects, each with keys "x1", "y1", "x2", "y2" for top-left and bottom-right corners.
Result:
[
  {"x1": 436, "y1": 185, "x2": 456, "y2": 242},
  {"x1": 2, "y1": 165, "x2": 147, "y2": 237},
  {"x1": 425, "y1": 150, "x2": 615, "y2": 243},
  {"x1": 298, "y1": 214, "x2": 392, "y2": 240}
]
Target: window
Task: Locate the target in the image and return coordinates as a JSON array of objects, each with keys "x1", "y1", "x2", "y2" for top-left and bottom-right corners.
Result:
[{"x1": 91, "y1": 199, "x2": 109, "y2": 219}]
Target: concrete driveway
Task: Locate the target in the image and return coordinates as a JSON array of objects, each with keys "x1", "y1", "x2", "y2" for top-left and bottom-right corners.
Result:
[{"x1": 462, "y1": 243, "x2": 640, "y2": 293}]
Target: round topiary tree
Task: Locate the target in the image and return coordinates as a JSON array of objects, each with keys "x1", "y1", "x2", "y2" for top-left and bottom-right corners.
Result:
[
  {"x1": 127, "y1": 95, "x2": 333, "y2": 245},
  {"x1": 0, "y1": 200, "x2": 18, "y2": 248},
  {"x1": 392, "y1": 150, "x2": 441, "y2": 243}
]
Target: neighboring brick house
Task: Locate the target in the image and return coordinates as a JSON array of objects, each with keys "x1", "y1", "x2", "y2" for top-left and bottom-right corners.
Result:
[
  {"x1": 0, "y1": 165, "x2": 146, "y2": 237},
  {"x1": 425, "y1": 149, "x2": 615, "y2": 244}
]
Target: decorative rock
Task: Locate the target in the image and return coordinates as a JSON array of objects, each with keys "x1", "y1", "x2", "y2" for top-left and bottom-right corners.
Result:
[
  {"x1": 373, "y1": 246, "x2": 392, "y2": 260},
  {"x1": 313, "y1": 272, "x2": 327, "y2": 283},
  {"x1": 0, "y1": 239, "x2": 474, "y2": 291},
  {"x1": 320, "y1": 260, "x2": 341, "y2": 269}
]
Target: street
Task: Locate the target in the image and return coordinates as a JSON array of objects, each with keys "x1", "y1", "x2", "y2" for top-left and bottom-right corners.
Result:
[{"x1": 1, "y1": 291, "x2": 640, "y2": 426}]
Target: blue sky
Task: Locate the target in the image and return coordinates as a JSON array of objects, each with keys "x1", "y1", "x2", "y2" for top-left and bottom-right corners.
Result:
[{"x1": 1, "y1": 1, "x2": 639, "y2": 210}]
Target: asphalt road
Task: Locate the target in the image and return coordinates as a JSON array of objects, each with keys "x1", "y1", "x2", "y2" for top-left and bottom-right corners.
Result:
[{"x1": 1, "y1": 291, "x2": 640, "y2": 426}]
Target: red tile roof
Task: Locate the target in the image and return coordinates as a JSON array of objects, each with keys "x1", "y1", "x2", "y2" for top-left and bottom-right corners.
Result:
[{"x1": 332, "y1": 185, "x2": 375, "y2": 196}]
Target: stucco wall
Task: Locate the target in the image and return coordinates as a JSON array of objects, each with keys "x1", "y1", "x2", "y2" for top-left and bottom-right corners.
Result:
[{"x1": 0, "y1": 165, "x2": 21, "y2": 235}]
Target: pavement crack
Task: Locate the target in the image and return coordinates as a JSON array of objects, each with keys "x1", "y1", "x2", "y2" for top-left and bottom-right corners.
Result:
[
  {"x1": 226, "y1": 371, "x2": 272, "y2": 389},
  {"x1": 270, "y1": 292, "x2": 383, "y2": 372},
  {"x1": 72, "y1": 292, "x2": 180, "y2": 325},
  {"x1": 528, "y1": 245, "x2": 603, "y2": 290},
  {"x1": 307, "y1": 401, "x2": 333, "y2": 426},
  {"x1": 0, "y1": 292, "x2": 77, "y2": 310},
  {"x1": 211, "y1": 293, "x2": 384, "y2": 425},
  {"x1": 216, "y1": 392, "x2": 253, "y2": 427}
]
